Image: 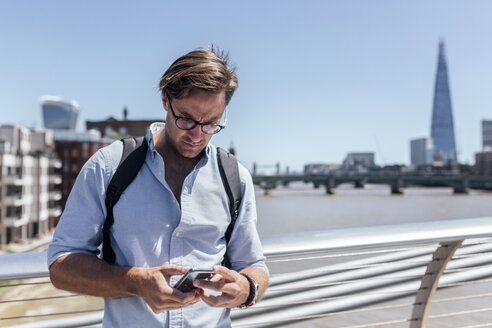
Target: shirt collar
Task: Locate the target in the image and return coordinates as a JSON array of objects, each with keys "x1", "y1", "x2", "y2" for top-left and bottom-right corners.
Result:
[{"x1": 146, "y1": 122, "x2": 164, "y2": 161}]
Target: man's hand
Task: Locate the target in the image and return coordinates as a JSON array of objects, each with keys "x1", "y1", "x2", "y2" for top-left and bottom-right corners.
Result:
[
  {"x1": 134, "y1": 265, "x2": 201, "y2": 313},
  {"x1": 49, "y1": 254, "x2": 203, "y2": 313},
  {"x1": 193, "y1": 266, "x2": 249, "y2": 308}
]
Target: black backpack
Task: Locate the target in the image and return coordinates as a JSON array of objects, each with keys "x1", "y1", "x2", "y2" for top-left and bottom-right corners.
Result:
[{"x1": 102, "y1": 136, "x2": 242, "y2": 269}]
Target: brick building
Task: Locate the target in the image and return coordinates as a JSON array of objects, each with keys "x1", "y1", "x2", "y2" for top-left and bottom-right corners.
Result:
[
  {"x1": 86, "y1": 107, "x2": 161, "y2": 138},
  {"x1": 53, "y1": 130, "x2": 112, "y2": 213}
]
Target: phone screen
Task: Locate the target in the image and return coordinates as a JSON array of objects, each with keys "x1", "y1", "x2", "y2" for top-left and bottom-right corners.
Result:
[{"x1": 174, "y1": 269, "x2": 214, "y2": 292}]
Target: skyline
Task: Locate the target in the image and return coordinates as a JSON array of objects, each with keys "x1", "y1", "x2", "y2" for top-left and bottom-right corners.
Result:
[{"x1": 1, "y1": 1, "x2": 492, "y2": 171}]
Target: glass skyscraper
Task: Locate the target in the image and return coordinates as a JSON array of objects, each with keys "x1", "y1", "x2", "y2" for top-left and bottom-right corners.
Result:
[
  {"x1": 430, "y1": 42, "x2": 457, "y2": 164},
  {"x1": 41, "y1": 96, "x2": 80, "y2": 130}
]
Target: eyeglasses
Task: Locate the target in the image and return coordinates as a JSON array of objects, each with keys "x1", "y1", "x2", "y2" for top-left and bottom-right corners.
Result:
[{"x1": 167, "y1": 96, "x2": 227, "y2": 135}]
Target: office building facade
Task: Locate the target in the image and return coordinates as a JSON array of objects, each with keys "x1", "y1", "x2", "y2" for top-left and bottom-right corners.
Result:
[
  {"x1": 430, "y1": 42, "x2": 457, "y2": 164},
  {"x1": 41, "y1": 95, "x2": 80, "y2": 131},
  {"x1": 482, "y1": 120, "x2": 492, "y2": 151},
  {"x1": 410, "y1": 138, "x2": 435, "y2": 166}
]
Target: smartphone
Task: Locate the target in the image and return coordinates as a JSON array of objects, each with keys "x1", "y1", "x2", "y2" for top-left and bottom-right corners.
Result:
[{"x1": 174, "y1": 269, "x2": 215, "y2": 292}]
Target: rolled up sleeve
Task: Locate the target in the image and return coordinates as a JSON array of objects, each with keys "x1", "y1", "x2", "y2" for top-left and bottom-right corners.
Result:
[{"x1": 227, "y1": 164, "x2": 269, "y2": 275}]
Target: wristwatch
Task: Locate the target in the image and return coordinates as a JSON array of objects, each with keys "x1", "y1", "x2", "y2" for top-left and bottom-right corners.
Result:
[{"x1": 239, "y1": 273, "x2": 258, "y2": 308}]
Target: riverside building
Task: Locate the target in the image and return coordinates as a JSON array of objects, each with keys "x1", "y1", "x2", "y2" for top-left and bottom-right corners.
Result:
[
  {"x1": 475, "y1": 120, "x2": 492, "y2": 177},
  {"x1": 410, "y1": 138, "x2": 435, "y2": 166},
  {"x1": 0, "y1": 125, "x2": 62, "y2": 245},
  {"x1": 482, "y1": 120, "x2": 492, "y2": 151}
]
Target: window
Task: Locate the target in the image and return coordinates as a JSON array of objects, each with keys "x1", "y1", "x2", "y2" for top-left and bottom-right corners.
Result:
[
  {"x1": 7, "y1": 186, "x2": 22, "y2": 197},
  {"x1": 7, "y1": 206, "x2": 22, "y2": 217},
  {"x1": 104, "y1": 126, "x2": 114, "y2": 137}
]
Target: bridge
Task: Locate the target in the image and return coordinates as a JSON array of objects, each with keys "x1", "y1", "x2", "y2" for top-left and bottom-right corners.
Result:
[{"x1": 252, "y1": 173, "x2": 492, "y2": 195}]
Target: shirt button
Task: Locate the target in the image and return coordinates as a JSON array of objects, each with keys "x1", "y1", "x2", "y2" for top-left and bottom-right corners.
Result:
[{"x1": 176, "y1": 232, "x2": 181, "y2": 237}]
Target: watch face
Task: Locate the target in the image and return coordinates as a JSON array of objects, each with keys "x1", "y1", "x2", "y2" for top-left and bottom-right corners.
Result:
[{"x1": 252, "y1": 282, "x2": 259, "y2": 304}]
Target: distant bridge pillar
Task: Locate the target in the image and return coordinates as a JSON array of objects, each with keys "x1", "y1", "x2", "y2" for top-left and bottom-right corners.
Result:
[
  {"x1": 453, "y1": 178, "x2": 469, "y2": 194},
  {"x1": 391, "y1": 177, "x2": 404, "y2": 195},
  {"x1": 325, "y1": 177, "x2": 336, "y2": 195},
  {"x1": 262, "y1": 181, "x2": 277, "y2": 196},
  {"x1": 354, "y1": 178, "x2": 366, "y2": 189}
]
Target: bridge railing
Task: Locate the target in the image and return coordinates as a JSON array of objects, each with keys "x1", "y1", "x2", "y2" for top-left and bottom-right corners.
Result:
[{"x1": 2, "y1": 217, "x2": 492, "y2": 327}]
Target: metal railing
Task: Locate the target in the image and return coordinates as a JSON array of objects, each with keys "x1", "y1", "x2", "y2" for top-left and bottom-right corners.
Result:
[{"x1": 2, "y1": 217, "x2": 492, "y2": 327}]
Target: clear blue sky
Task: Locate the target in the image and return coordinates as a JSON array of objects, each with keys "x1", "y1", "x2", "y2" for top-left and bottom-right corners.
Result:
[{"x1": 1, "y1": 1, "x2": 491, "y2": 172}]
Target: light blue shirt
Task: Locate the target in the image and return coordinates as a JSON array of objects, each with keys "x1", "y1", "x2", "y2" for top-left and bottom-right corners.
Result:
[{"x1": 48, "y1": 123, "x2": 268, "y2": 328}]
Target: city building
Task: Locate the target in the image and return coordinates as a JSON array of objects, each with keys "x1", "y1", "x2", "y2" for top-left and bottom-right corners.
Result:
[
  {"x1": 53, "y1": 130, "x2": 112, "y2": 212},
  {"x1": 475, "y1": 151, "x2": 492, "y2": 177},
  {"x1": 86, "y1": 107, "x2": 161, "y2": 138},
  {"x1": 41, "y1": 95, "x2": 80, "y2": 131},
  {"x1": 304, "y1": 163, "x2": 341, "y2": 175},
  {"x1": 0, "y1": 125, "x2": 62, "y2": 245},
  {"x1": 482, "y1": 120, "x2": 492, "y2": 151},
  {"x1": 39, "y1": 96, "x2": 112, "y2": 215},
  {"x1": 430, "y1": 41, "x2": 457, "y2": 164},
  {"x1": 410, "y1": 138, "x2": 435, "y2": 166},
  {"x1": 342, "y1": 152, "x2": 375, "y2": 172}
]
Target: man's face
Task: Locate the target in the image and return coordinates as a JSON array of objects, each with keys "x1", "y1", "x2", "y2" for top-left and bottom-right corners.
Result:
[{"x1": 163, "y1": 89, "x2": 226, "y2": 159}]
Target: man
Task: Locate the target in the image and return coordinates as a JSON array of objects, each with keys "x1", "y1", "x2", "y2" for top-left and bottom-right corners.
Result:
[{"x1": 48, "y1": 47, "x2": 269, "y2": 327}]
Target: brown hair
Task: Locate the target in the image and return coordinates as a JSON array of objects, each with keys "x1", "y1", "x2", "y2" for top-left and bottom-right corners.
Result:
[{"x1": 159, "y1": 46, "x2": 238, "y2": 105}]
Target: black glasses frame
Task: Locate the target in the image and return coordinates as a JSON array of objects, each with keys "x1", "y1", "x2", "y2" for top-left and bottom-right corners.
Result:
[{"x1": 167, "y1": 96, "x2": 227, "y2": 135}]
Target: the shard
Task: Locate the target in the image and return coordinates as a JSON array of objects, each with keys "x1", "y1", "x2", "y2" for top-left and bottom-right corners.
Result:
[{"x1": 430, "y1": 41, "x2": 457, "y2": 164}]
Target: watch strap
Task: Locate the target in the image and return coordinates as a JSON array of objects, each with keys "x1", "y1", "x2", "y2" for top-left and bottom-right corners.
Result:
[{"x1": 239, "y1": 273, "x2": 258, "y2": 308}]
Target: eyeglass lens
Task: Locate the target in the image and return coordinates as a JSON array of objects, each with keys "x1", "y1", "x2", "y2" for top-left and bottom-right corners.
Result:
[{"x1": 175, "y1": 118, "x2": 222, "y2": 134}]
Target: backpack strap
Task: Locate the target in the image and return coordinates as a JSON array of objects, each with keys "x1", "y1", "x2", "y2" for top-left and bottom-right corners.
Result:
[
  {"x1": 217, "y1": 147, "x2": 242, "y2": 269},
  {"x1": 102, "y1": 136, "x2": 148, "y2": 263}
]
